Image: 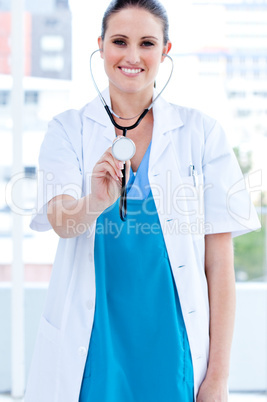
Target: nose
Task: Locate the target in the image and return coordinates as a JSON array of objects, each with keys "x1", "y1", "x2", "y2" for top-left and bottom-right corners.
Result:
[{"x1": 126, "y1": 45, "x2": 140, "y2": 65}]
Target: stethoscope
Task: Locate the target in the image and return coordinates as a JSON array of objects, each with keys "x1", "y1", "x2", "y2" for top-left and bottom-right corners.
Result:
[{"x1": 90, "y1": 49, "x2": 174, "y2": 221}]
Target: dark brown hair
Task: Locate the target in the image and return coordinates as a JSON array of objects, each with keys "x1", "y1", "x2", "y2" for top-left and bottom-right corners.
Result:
[{"x1": 101, "y1": 0, "x2": 169, "y2": 45}]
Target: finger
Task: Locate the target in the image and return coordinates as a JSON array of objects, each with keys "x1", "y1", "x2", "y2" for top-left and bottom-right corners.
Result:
[
  {"x1": 99, "y1": 148, "x2": 124, "y2": 171},
  {"x1": 95, "y1": 160, "x2": 123, "y2": 182},
  {"x1": 97, "y1": 150, "x2": 124, "y2": 177},
  {"x1": 125, "y1": 159, "x2": 131, "y2": 169}
]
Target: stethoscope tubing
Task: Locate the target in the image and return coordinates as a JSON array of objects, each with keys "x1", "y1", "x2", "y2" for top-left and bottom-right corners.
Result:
[
  {"x1": 89, "y1": 49, "x2": 174, "y2": 221},
  {"x1": 90, "y1": 49, "x2": 174, "y2": 119}
]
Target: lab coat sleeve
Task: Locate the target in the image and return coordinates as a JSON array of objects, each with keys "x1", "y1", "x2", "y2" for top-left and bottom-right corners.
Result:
[
  {"x1": 30, "y1": 117, "x2": 83, "y2": 232},
  {"x1": 202, "y1": 120, "x2": 261, "y2": 238}
]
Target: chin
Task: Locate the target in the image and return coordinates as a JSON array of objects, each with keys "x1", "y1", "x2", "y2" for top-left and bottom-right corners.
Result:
[{"x1": 118, "y1": 82, "x2": 153, "y2": 95}]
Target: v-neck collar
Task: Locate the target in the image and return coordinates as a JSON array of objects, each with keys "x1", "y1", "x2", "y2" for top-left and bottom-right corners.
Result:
[{"x1": 127, "y1": 141, "x2": 152, "y2": 199}]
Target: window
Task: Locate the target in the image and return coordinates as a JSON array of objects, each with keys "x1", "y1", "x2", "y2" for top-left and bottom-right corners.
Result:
[
  {"x1": 253, "y1": 91, "x2": 267, "y2": 97},
  {"x1": 40, "y1": 35, "x2": 64, "y2": 52},
  {"x1": 199, "y1": 55, "x2": 220, "y2": 63},
  {"x1": 45, "y1": 18, "x2": 59, "y2": 28},
  {"x1": 56, "y1": 0, "x2": 69, "y2": 9},
  {"x1": 237, "y1": 109, "x2": 251, "y2": 117},
  {"x1": 24, "y1": 166, "x2": 36, "y2": 178},
  {"x1": 228, "y1": 91, "x2": 246, "y2": 98},
  {"x1": 24, "y1": 91, "x2": 39, "y2": 105},
  {"x1": 40, "y1": 55, "x2": 64, "y2": 71},
  {"x1": 0, "y1": 90, "x2": 10, "y2": 105}
]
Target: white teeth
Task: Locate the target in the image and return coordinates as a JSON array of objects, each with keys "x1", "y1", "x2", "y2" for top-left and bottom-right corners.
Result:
[{"x1": 121, "y1": 68, "x2": 142, "y2": 74}]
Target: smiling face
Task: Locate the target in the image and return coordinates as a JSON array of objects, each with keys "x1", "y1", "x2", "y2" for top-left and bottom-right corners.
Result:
[{"x1": 98, "y1": 7, "x2": 172, "y2": 98}]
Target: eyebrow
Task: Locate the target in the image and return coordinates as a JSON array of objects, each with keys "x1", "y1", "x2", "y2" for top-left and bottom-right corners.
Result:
[{"x1": 110, "y1": 34, "x2": 159, "y2": 41}]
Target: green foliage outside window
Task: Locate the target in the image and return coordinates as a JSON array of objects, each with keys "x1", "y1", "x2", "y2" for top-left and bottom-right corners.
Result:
[
  {"x1": 233, "y1": 146, "x2": 266, "y2": 282},
  {"x1": 234, "y1": 215, "x2": 265, "y2": 281}
]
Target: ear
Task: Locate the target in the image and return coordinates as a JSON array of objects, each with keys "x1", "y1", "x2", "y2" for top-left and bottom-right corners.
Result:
[
  {"x1": 98, "y1": 36, "x2": 104, "y2": 59},
  {"x1": 161, "y1": 41, "x2": 172, "y2": 62}
]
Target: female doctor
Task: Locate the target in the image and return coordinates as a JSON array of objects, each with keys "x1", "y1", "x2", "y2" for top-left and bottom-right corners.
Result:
[{"x1": 25, "y1": 0, "x2": 261, "y2": 401}]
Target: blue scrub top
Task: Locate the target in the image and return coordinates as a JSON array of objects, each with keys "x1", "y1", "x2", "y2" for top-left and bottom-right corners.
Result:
[{"x1": 79, "y1": 143, "x2": 194, "y2": 402}]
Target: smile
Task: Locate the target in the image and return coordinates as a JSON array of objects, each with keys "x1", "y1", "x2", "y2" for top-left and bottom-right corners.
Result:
[{"x1": 120, "y1": 67, "x2": 143, "y2": 74}]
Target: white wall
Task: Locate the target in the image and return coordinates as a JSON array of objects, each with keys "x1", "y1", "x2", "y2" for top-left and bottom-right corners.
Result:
[{"x1": 229, "y1": 283, "x2": 267, "y2": 391}]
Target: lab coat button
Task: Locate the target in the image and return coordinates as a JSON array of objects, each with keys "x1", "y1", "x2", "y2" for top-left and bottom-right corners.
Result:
[
  {"x1": 78, "y1": 346, "x2": 87, "y2": 357},
  {"x1": 88, "y1": 253, "x2": 93, "y2": 262},
  {"x1": 86, "y1": 299, "x2": 94, "y2": 310},
  {"x1": 188, "y1": 310, "x2": 196, "y2": 314}
]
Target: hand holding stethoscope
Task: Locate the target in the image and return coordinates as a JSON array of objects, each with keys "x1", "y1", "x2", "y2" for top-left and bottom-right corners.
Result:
[{"x1": 91, "y1": 141, "x2": 131, "y2": 213}]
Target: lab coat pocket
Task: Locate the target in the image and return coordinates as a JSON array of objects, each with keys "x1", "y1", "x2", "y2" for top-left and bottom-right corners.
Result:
[
  {"x1": 39, "y1": 315, "x2": 60, "y2": 343},
  {"x1": 38, "y1": 316, "x2": 60, "y2": 377},
  {"x1": 175, "y1": 174, "x2": 205, "y2": 238},
  {"x1": 26, "y1": 316, "x2": 60, "y2": 399}
]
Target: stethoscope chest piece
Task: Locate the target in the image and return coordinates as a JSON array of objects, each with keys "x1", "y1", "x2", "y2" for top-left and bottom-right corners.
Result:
[{"x1": 112, "y1": 136, "x2": 136, "y2": 162}]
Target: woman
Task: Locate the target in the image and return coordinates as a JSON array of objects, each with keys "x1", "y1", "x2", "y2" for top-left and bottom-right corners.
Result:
[{"x1": 25, "y1": 1, "x2": 261, "y2": 401}]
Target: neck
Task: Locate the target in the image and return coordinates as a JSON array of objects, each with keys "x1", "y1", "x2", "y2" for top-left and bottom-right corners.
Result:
[{"x1": 109, "y1": 85, "x2": 154, "y2": 120}]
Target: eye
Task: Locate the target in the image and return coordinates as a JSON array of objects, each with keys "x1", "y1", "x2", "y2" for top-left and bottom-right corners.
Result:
[
  {"x1": 113, "y1": 40, "x2": 126, "y2": 46},
  {"x1": 141, "y1": 41, "x2": 154, "y2": 47}
]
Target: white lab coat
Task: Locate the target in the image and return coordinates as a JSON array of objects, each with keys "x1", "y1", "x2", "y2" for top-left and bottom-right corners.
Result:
[{"x1": 25, "y1": 89, "x2": 261, "y2": 402}]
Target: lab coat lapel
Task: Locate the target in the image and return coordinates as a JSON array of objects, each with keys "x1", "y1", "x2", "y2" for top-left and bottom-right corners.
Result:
[{"x1": 149, "y1": 96, "x2": 184, "y2": 171}]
